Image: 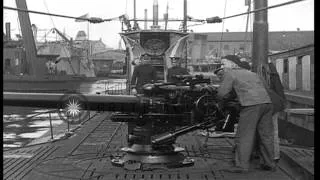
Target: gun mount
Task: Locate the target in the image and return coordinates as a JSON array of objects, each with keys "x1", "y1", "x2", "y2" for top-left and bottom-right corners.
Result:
[
  {"x1": 110, "y1": 75, "x2": 226, "y2": 169},
  {"x1": 3, "y1": 75, "x2": 238, "y2": 170}
]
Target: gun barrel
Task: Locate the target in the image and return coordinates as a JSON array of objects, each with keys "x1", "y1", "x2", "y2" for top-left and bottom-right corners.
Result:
[
  {"x1": 3, "y1": 92, "x2": 142, "y2": 112},
  {"x1": 152, "y1": 122, "x2": 207, "y2": 145}
]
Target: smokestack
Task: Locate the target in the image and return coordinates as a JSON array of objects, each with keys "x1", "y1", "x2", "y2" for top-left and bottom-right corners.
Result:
[
  {"x1": 151, "y1": 0, "x2": 160, "y2": 29},
  {"x1": 5, "y1": 22, "x2": 11, "y2": 40},
  {"x1": 144, "y1": 9, "x2": 148, "y2": 30}
]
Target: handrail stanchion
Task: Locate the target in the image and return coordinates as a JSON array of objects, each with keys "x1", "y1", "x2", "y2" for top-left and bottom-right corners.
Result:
[
  {"x1": 49, "y1": 112, "x2": 54, "y2": 140},
  {"x1": 67, "y1": 115, "x2": 70, "y2": 132},
  {"x1": 105, "y1": 81, "x2": 107, "y2": 94}
]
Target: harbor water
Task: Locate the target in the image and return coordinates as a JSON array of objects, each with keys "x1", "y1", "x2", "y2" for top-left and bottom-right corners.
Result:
[{"x1": 3, "y1": 79, "x2": 127, "y2": 150}]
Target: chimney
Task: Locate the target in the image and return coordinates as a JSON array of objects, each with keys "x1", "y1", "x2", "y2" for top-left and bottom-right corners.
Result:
[
  {"x1": 144, "y1": 9, "x2": 148, "y2": 30},
  {"x1": 5, "y1": 22, "x2": 11, "y2": 40},
  {"x1": 297, "y1": 28, "x2": 300, "y2": 31}
]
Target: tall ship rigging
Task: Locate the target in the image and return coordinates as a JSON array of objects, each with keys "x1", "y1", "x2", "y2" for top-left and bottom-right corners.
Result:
[{"x1": 3, "y1": 0, "x2": 116, "y2": 93}]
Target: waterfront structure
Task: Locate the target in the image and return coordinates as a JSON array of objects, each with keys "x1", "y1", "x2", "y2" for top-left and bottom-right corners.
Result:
[
  {"x1": 188, "y1": 31, "x2": 314, "y2": 63},
  {"x1": 269, "y1": 44, "x2": 314, "y2": 92}
]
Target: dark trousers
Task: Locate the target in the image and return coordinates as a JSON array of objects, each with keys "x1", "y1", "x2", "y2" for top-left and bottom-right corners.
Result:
[{"x1": 234, "y1": 103, "x2": 275, "y2": 169}]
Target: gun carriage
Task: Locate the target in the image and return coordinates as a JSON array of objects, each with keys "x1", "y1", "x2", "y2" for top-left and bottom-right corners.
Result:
[{"x1": 109, "y1": 75, "x2": 231, "y2": 169}]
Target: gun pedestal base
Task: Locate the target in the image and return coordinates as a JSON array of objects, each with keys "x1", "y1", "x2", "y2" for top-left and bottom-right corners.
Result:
[
  {"x1": 111, "y1": 121, "x2": 194, "y2": 170},
  {"x1": 111, "y1": 144, "x2": 194, "y2": 170}
]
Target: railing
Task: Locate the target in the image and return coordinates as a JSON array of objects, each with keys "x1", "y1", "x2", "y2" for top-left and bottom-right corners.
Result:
[
  {"x1": 4, "y1": 109, "x2": 98, "y2": 151},
  {"x1": 95, "y1": 81, "x2": 128, "y2": 95},
  {"x1": 277, "y1": 92, "x2": 314, "y2": 147},
  {"x1": 283, "y1": 92, "x2": 314, "y2": 131}
]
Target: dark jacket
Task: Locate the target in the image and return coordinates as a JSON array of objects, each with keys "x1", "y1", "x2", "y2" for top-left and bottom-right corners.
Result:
[
  {"x1": 261, "y1": 63, "x2": 286, "y2": 114},
  {"x1": 167, "y1": 66, "x2": 189, "y2": 83},
  {"x1": 131, "y1": 64, "x2": 157, "y2": 93}
]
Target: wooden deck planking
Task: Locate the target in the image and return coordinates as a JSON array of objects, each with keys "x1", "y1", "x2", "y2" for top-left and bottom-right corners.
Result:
[
  {"x1": 3, "y1": 112, "x2": 303, "y2": 180},
  {"x1": 4, "y1": 145, "x2": 59, "y2": 180},
  {"x1": 13, "y1": 146, "x2": 59, "y2": 180}
]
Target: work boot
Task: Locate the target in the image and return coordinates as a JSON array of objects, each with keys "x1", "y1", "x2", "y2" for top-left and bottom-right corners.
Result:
[{"x1": 222, "y1": 166, "x2": 249, "y2": 173}]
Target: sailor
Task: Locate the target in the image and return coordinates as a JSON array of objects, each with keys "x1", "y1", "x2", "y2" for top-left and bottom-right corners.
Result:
[
  {"x1": 131, "y1": 54, "x2": 157, "y2": 94},
  {"x1": 167, "y1": 57, "x2": 189, "y2": 83},
  {"x1": 213, "y1": 67, "x2": 240, "y2": 133},
  {"x1": 216, "y1": 55, "x2": 276, "y2": 173}
]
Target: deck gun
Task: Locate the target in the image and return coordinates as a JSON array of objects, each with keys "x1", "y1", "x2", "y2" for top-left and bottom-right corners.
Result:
[
  {"x1": 110, "y1": 75, "x2": 229, "y2": 169},
  {"x1": 3, "y1": 75, "x2": 237, "y2": 169}
]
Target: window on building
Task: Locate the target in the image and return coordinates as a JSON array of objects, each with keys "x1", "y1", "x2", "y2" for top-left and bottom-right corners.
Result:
[
  {"x1": 5, "y1": 59, "x2": 11, "y2": 70},
  {"x1": 283, "y1": 58, "x2": 288, "y2": 73},
  {"x1": 297, "y1": 56, "x2": 303, "y2": 65},
  {"x1": 239, "y1": 44, "x2": 245, "y2": 50},
  {"x1": 223, "y1": 44, "x2": 229, "y2": 50}
]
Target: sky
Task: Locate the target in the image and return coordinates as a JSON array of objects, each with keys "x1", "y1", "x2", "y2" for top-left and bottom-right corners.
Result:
[{"x1": 3, "y1": 0, "x2": 314, "y2": 49}]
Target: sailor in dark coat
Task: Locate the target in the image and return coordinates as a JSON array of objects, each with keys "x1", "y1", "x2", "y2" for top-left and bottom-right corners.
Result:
[
  {"x1": 131, "y1": 55, "x2": 157, "y2": 94},
  {"x1": 167, "y1": 57, "x2": 189, "y2": 83}
]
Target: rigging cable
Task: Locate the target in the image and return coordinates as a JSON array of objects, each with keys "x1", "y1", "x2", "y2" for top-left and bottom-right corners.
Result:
[
  {"x1": 43, "y1": 0, "x2": 77, "y2": 74},
  {"x1": 188, "y1": 0, "x2": 307, "y2": 27},
  {"x1": 218, "y1": 0, "x2": 228, "y2": 58},
  {"x1": 222, "y1": 0, "x2": 306, "y2": 21},
  {"x1": 243, "y1": 0, "x2": 252, "y2": 56},
  {"x1": 3, "y1": 6, "x2": 117, "y2": 23},
  {"x1": 3, "y1": 0, "x2": 307, "y2": 26},
  {"x1": 43, "y1": 0, "x2": 58, "y2": 41}
]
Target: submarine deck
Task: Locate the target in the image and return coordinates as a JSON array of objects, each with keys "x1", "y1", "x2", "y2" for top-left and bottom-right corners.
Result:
[{"x1": 4, "y1": 112, "x2": 313, "y2": 180}]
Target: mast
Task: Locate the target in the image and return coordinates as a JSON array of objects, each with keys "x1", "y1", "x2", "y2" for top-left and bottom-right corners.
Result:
[
  {"x1": 16, "y1": 0, "x2": 38, "y2": 76},
  {"x1": 183, "y1": 0, "x2": 187, "y2": 32},
  {"x1": 133, "y1": 0, "x2": 138, "y2": 29},
  {"x1": 151, "y1": 0, "x2": 160, "y2": 29},
  {"x1": 144, "y1": 9, "x2": 148, "y2": 30},
  {"x1": 251, "y1": 0, "x2": 268, "y2": 73},
  {"x1": 164, "y1": 2, "x2": 169, "y2": 30}
]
